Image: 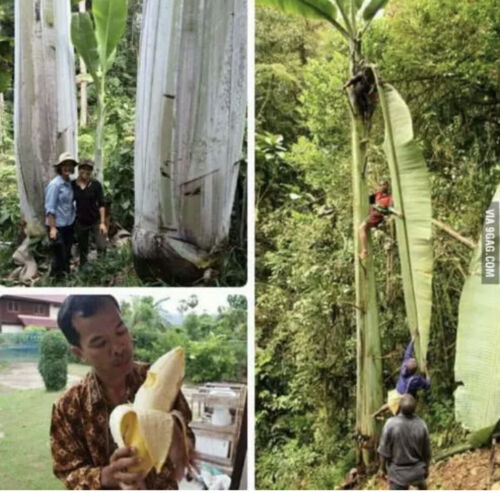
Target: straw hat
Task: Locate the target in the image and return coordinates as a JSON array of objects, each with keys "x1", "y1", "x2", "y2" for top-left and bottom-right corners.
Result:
[{"x1": 53, "y1": 152, "x2": 78, "y2": 168}]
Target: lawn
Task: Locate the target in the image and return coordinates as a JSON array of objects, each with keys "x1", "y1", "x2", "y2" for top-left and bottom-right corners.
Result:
[
  {"x1": 0, "y1": 388, "x2": 65, "y2": 489},
  {"x1": 68, "y1": 362, "x2": 91, "y2": 378}
]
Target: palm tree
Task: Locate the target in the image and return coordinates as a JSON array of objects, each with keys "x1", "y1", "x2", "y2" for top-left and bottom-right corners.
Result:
[
  {"x1": 133, "y1": 0, "x2": 247, "y2": 284},
  {"x1": 258, "y1": 0, "x2": 433, "y2": 467}
]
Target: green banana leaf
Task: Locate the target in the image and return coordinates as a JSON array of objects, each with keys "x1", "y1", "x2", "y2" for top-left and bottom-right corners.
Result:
[
  {"x1": 71, "y1": 12, "x2": 100, "y2": 83},
  {"x1": 354, "y1": 0, "x2": 364, "y2": 8},
  {"x1": 455, "y1": 185, "x2": 500, "y2": 436},
  {"x1": 257, "y1": 0, "x2": 338, "y2": 25},
  {"x1": 362, "y1": 0, "x2": 389, "y2": 21},
  {"x1": 375, "y1": 75, "x2": 433, "y2": 367},
  {"x1": 92, "y1": 0, "x2": 127, "y2": 73}
]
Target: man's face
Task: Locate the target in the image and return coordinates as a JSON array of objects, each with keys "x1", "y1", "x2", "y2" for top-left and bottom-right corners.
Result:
[
  {"x1": 78, "y1": 166, "x2": 92, "y2": 181},
  {"x1": 70, "y1": 299, "x2": 134, "y2": 379},
  {"x1": 379, "y1": 181, "x2": 389, "y2": 193}
]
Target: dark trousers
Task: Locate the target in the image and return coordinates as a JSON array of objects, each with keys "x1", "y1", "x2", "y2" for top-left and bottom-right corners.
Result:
[
  {"x1": 48, "y1": 225, "x2": 74, "y2": 277},
  {"x1": 75, "y1": 221, "x2": 107, "y2": 266},
  {"x1": 390, "y1": 480, "x2": 427, "y2": 490}
]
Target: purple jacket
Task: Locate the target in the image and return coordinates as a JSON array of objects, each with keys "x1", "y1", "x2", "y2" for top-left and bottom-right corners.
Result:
[{"x1": 395, "y1": 341, "x2": 430, "y2": 396}]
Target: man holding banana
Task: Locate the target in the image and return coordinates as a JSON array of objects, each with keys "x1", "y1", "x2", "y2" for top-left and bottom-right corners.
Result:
[{"x1": 50, "y1": 295, "x2": 195, "y2": 490}]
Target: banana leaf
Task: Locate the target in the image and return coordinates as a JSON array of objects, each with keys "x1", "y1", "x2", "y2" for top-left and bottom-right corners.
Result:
[
  {"x1": 375, "y1": 74, "x2": 433, "y2": 367},
  {"x1": 71, "y1": 12, "x2": 99, "y2": 82},
  {"x1": 92, "y1": 0, "x2": 127, "y2": 73},
  {"x1": 454, "y1": 185, "x2": 500, "y2": 437},
  {"x1": 361, "y1": 0, "x2": 389, "y2": 21},
  {"x1": 257, "y1": 0, "x2": 337, "y2": 24}
]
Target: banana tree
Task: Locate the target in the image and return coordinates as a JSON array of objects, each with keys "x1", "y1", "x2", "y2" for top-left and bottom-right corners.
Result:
[
  {"x1": 14, "y1": 0, "x2": 78, "y2": 236},
  {"x1": 133, "y1": 0, "x2": 247, "y2": 284},
  {"x1": 454, "y1": 184, "x2": 500, "y2": 446},
  {"x1": 258, "y1": 0, "x2": 433, "y2": 467},
  {"x1": 71, "y1": 0, "x2": 127, "y2": 180}
]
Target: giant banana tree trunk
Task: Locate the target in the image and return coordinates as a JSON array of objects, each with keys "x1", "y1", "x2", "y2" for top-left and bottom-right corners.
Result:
[
  {"x1": 133, "y1": 0, "x2": 247, "y2": 284},
  {"x1": 348, "y1": 43, "x2": 383, "y2": 469},
  {"x1": 14, "y1": 0, "x2": 78, "y2": 236}
]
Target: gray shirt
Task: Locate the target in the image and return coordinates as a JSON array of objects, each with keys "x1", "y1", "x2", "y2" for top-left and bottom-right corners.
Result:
[{"x1": 378, "y1": 414, "x2": 431, "y2": 486}]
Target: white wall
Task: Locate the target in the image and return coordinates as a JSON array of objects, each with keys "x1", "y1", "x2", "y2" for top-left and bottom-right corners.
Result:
[
  {"x1": 49, "y1": 304, "x2": 60, "y2": 319},
  {"x1": 1, "y1": 324, "x2": 24, "y2": 333}
]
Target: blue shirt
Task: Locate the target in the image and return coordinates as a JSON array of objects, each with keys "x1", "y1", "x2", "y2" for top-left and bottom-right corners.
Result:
[
  {"x1": 395, "y1": 341, "x2": 431, "y2": 396},
  {"x1": 45, "y1": 175, "x2": 76, "y2": 227}
]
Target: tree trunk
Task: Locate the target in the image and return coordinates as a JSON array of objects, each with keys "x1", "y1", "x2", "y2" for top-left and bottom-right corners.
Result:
[
  {"x1": 78, "y1": 0, "x2": 87, "y2": 128},
  {"x1": 348, "y1": 39, "x2": 383, "y2": 470},
  {"x1": 14, "y1": 0, "x2": 78, "y2": 235},
  {"x1": 133, "y1": 0, "x2": 247, "y2": 284}
]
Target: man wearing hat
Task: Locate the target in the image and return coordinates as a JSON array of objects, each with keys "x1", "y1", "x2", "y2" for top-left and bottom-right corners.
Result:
[
  {"x1": 72, "y1": 159, "x2": 107, "y2": 268},
  {"x1": 45, "y1": 152, "x2": 77, "y2": 277}
]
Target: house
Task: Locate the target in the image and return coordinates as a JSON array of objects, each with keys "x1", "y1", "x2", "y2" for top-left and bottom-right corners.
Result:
[{"x1": 0, "y1": 295, "x2": 66, "y2": 333}]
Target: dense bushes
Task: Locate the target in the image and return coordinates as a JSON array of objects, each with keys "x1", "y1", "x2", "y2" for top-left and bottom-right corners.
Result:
[
  {"x1": 38, "y1": 332, "x2": 68, "y2": 391},
  {"x1": 122, "y1": 296, "x2": 247, "y2": 383}
]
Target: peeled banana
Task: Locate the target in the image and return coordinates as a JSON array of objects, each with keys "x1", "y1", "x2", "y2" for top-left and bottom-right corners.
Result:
[{"x1": 109, "y1": 347, "x2": 189, "y2": 475}]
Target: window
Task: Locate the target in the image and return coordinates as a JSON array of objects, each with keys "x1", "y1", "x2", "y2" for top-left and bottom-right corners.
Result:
[
  {"x1": 7, "y1": 301, "x2": 19, "y2": 312},
  {"x1": 34, "y1": 304, "x2": 47, "y2": 315}
]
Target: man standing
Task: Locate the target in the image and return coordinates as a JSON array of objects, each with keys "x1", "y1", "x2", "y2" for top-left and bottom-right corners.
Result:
[
  {"x1": 72, "y1": 160, "x2": 107, "y2": 268},
  {"x1": 50, "y1": 295, "x2": 194, "y2": 489},
  {"x1": 378, "y1": 394, "x2": 431, "y2": 490}
]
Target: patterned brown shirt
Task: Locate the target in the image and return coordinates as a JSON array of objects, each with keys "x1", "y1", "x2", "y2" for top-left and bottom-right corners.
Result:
[{"x1": 50, "y1": 362, "x2": 193, "y2": 490}]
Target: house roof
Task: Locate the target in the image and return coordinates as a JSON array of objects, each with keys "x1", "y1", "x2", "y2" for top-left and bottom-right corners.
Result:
[
  {"x1": 2, "y1": 294, "x2": 66, "y2": 305},
  {"x1": 17, "y1": 315, "x2": 59, "y2": 329}
]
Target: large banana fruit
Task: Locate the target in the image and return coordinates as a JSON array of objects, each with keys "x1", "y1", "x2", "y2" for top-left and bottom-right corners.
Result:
[{"x1": 109, "y1": 347, "x2": 189, "y2": 475}]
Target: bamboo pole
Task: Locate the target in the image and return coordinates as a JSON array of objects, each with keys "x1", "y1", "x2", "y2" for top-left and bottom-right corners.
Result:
[{"x1": 432, "y1": 218, "x2": 476, "y2": 249}]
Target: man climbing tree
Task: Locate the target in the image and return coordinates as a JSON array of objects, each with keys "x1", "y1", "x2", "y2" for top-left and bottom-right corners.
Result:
[
  {"x1": 378, "y1": 394, "x2": 431, "y2": 490},
  {"x1": 373, "y1": 338, "x2": 430, "y2": 419},
  {"x1": 359, "y1": 179, "x2": 403, "y2": 259}
]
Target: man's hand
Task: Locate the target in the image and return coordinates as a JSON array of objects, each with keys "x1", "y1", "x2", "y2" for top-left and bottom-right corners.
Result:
[
  {"x1": 49, "y1": 227, "x2": 58, "y2": 240},
  {"x1": 101, "y1": 446, "x2": 146, "y2": 490},
  {"x1": 99, "y1": 222, "x2": 108, "y2": 236}
]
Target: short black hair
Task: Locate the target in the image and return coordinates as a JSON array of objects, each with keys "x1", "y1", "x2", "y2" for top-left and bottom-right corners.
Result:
[
  {"x1": 58, "y1": 295, "x2": 120, "y2": 347},
  {"x1": 400, "y1": 393, "x2": 417, "y2": 416}
]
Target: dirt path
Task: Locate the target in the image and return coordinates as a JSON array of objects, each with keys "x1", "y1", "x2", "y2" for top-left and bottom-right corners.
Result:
[
  {"x1": 0, "y1": 362, "x2": 81, "y2": 392},
  {"x1": 364, "y1": 449, "x2": 491, "y2": 490}
]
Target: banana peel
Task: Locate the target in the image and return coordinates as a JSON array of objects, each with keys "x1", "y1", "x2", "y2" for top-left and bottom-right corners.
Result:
[{"x1": 109, "y1": 347, "x2": 189, "y2": 475}]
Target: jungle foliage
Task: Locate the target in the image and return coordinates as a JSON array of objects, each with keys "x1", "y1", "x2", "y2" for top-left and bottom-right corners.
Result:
[{"x1": 256, "y1": 0, "x2": 500, "y2": 488}]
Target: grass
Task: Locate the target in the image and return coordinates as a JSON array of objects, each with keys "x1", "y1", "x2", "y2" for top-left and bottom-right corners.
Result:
[{"x1": 0, "y1": 388, "x2": 65, "y2": 489}]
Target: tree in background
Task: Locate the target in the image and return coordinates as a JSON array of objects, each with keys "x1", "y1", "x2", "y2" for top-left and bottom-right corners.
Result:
[
  {"x1": 71, "y1": 0, "x2": 127, "y2": 180},
  {"x1": 122, "y1": 295, "x2": 247, "y2": 383}
]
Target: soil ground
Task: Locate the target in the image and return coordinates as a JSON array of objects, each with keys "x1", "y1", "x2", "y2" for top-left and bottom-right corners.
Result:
[
  {"x1": 364, "y1": 449, "x2": 491, "y2": 490},
  {"x1": 0, "y1": 361, "x2": 81, "y2": 392}
]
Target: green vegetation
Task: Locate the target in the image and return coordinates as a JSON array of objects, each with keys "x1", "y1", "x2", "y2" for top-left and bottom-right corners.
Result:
[
  {"x1": 0, "y1": 389, "x2": 65, "y2": 489},
  {"x1": 122, "y1": 295, "x2": 247, "y2": 383},
  {"x1": 256, "y1": 0, "x2": 499, "y2": 488},
  {"x1": 38, "y1": 332, "x2": 68, "y2": 391}
]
